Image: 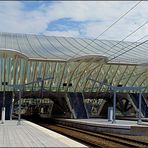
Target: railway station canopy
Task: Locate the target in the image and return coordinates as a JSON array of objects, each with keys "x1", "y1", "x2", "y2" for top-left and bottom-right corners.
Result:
[{"x1": 0, "y1": 32, "x2": 147, "y2": 93}]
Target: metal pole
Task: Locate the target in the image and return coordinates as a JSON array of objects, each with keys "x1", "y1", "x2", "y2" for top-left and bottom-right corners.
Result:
[
  {"x1": 112, "y1": 91, "x2": 116, "y2": 124},
  {"x1": 10, "y1": 92, "x2": 14, "y2": 120},
  {"x1": 17, "y1": 90, "x2": 21, "y2": 125},
  {"x1": 137, "y1": 92, "x2": 142, "y2": 124},
  {"x1": 1, "y1": 83, "x2": 6, "y2": 124},
  {"x1": 41, "y1": 80, "x2": 44, "y2": 99}
]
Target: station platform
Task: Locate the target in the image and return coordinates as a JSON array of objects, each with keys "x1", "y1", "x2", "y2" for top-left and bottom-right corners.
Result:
[
  {"x1": 0, "y1": 120, "x2": 86, "y2": 147},
  {"x1": 55, "y1": 118, "x2": 148, "y2": 136}
]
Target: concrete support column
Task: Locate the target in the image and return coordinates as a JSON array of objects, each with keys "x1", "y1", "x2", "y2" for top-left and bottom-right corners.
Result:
[
  {"x1": 112, "y1": 91, "x2": 116, "y2": 124},
  {"x1": 137, "y1": 92, "x2": 142, "y2": 124}
]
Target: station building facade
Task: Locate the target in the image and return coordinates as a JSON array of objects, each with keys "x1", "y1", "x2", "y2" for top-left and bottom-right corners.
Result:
[{"x1": 0, "y1": 32, "x2": 147, "y2": 119}]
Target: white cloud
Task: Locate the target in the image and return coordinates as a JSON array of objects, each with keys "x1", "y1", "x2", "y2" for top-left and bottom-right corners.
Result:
[
  {"x1": 0, "y1": 1, "x2": 48, "y2": 34},
  {"x1": 44, "y1": 30, "x2": 80, "y2": 37},
  {"x1": 45, "y1": 1, "x2": 134, "y2": 22},
  {"x1": 81, "y1": 19, "x2": 148, "y2": 41},
  {"x1": 42, "y1": 1, "x2": 148, "y2": 41},
  {"x1": 0, "y1": 1, "x2": 147, "y2": 41}
]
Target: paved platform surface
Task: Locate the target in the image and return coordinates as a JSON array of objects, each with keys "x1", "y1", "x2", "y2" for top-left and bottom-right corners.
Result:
[
  {"x1": 0, "y1": 120, "x2": 86, "y2": 147},
  {"x1": 56, "y1": 118, "x2": 148, "y2": 136},
  {"x1": 63, "y1": 118, "x2": 148, "y2": 127}
]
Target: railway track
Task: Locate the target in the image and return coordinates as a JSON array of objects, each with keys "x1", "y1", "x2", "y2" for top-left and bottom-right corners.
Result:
[{"x1": 40, "y1": 123, "x2": 148, "y2": 147}]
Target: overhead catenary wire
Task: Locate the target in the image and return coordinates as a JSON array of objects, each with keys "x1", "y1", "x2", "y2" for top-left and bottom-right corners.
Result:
[
  {"x1": 102, "y1": 27, "x2": 148, "y2": 62},
  {"x1": 69, "y1": 1, "x2": 142, "y2": 59},
  {"x1": 84, "y1": 33, "x2": 148, "y2": 60},
  {"x1": 108, "y1": 39, "x2": 148, "y2": 62},
  {"x1": 69, "y1": 29, "x2": 148, "y2": 63},
  {"x1": 0, "y1": 1, "x2": 144, "y2": 62},
  {"x1": 69, "y1": 34, "x2": 148, "y2": 81},
  {"x1": 102, "y1": 21, "x2": 148, "y2": 57},
  {"x1": 105, "y1": 38, "x2": 148, "y2": 63},
  {"x1": 101, "y1": 36, "x2": 148, "y2": 65},
  {"x1": 86, "y1": 21, "x2": 148, "y2": 62},
  {"x1": 60, "y1": 31, "x2": 148, "y2": 83}
]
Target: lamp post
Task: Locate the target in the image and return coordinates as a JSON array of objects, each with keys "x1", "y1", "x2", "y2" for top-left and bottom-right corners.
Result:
[
  {"x1": 37, "y1": 77, "x2": 54, "y2": 99},
  {"x1": 10, "y1": 91, "x2": 15, "y2": 120},
  {"x1": 8, "y1": 77, "x2": 53, "y2": 125},
  {"x1": 17, "y1": 90, "x2": 22, "y2": 125},
  {"x1": 8, "y1": 85, "x2": 23, "y2": 125},
  {"x1": 87, "y1": 77, "x2": 148, "y2": 124}
]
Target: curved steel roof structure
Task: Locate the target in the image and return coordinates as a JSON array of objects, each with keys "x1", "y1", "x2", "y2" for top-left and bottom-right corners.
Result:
[{"x1": 0, "y1": 32, "x2": 147, "y2": 93}]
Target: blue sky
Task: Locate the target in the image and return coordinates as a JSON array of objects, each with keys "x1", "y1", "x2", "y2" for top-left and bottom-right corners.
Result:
[
  {"x1": 0, "y1": 1, "x2": 147, "y2": 41},
  {"x1": 47, "y1": 18, "x2": 82, "y2": 31}
]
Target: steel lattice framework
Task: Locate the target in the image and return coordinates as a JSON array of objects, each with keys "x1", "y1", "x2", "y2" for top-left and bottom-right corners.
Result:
[{"x1": 0, "y1": 32, "x2": 147, "y2": 93}]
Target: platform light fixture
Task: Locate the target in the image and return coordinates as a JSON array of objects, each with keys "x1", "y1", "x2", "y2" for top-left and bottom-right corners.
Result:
[{"x1": 63, "y1": 83, "x2": 67, "y2": 87}]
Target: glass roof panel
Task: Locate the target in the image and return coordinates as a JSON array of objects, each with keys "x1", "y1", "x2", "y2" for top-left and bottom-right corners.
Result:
[{"x1": 0, "y1": 32, "x2": 147, "y2": 65}]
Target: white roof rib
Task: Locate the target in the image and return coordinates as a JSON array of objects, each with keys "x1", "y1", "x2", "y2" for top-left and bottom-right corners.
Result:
[{"x1": 0, "y1": 32, "x2": 147, "y2": 64}]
